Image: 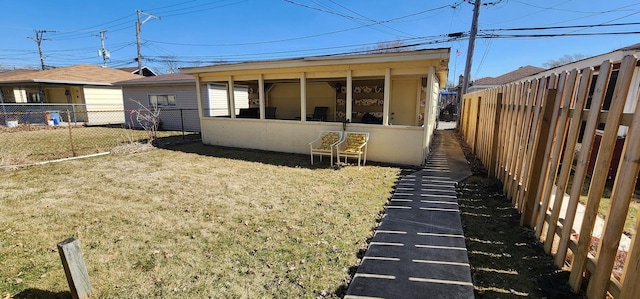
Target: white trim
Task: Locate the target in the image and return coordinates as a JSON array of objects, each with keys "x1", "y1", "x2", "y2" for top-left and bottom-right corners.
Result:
[{"x1": 181, "y1": 49, "x2": 450, "y2": 74}]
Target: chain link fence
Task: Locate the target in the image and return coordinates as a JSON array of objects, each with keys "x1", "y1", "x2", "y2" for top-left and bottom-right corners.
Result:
[{"x1": 1, "y1": 104, "x2": 200, "y2": 168}]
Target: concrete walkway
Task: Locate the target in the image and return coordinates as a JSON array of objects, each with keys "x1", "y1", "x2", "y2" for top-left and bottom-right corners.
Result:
[{"x1": 346, "y1": 130, "x2": 474, "y2": 298}]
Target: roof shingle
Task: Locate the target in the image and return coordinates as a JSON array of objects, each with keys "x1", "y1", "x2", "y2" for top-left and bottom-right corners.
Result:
[{"x1": 0, "y1": 64, "x2": 142, "y2": 85}]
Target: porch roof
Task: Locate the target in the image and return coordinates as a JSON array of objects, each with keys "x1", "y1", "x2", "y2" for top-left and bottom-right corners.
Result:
[
  {"x1": 0, "y1": 64, "x2": 142, "y2": 86},
  {"x1": 181, "y1": 49, "x2": 450, "y2": 84}
]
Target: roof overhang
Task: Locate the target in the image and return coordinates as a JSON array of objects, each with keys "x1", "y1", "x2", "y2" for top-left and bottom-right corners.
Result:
[
  {"x1": 0, "y1": 79, "x2": 113, "y2": 86},
  {"x1": 181, "y1": 48, "x2": 450, "y2": 84}
]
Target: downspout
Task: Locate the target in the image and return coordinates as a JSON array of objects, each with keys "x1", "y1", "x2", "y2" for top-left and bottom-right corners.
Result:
[
  {"x1": 383, "y1": 68, "x2": 391, "y2": 126},
  {"x1": 228, "y1": 76, "x2": 236, "y2": 119},
  {"x1": 300, "y1": 72, "x2": 306, "y2": 121},
  {"x1": 259, "y1": 74, "x2": 265, "y2": 119},
  {"x1": 195, "y1": 75, "x2": 204, "y2": 133},
  {"x1": 346, "y1": 70, "x2": 353, "y2": 124}
]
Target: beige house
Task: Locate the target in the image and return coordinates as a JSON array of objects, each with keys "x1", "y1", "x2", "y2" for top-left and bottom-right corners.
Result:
[
  {"x1": 0, "y1": 64, "x2": 141, "y2": 125},
  {"x1": 181, "y1": 49, "x2": 450, "y2": 165}
]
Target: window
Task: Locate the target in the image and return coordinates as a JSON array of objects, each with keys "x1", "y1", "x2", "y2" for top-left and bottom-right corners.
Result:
[{"x1": 149, "y1": 94, "x2": 176, "y2": 106}]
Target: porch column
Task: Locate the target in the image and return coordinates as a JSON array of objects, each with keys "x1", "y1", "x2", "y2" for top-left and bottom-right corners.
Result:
[
  {"x1": 382, "y1": 68, "x2": 391, "y2": 126},
  {"x1": 346, "y1": 70, "x2": 353, "y2": 122},
  {"x1": 228, "y1": 76, "x2": 236, "y2": 119},
  {"x1": 300, "y1": 72, "x2": 307, "y2": 121},
  {"x1": 195, "y1": 75, "x2": 204, "y2": 123},
  {"x1": 423, "y1": 66, "x2": 436, "y2": 162},
  {"x1": 259, "y1": 74, "x2": 265, "y2": 119}
]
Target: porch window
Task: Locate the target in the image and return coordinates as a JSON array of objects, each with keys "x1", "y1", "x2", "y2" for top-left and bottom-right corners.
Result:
[{"x1": 149, "y1": 94, "x2": 176, "y2": 107}]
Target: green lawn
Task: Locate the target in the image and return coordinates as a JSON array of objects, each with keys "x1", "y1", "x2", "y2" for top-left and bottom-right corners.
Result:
[{"x1": 0, "y1": 143, "x2": 403, "y2": 298}]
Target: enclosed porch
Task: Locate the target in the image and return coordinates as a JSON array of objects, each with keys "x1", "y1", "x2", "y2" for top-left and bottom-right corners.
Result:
[{"x1": 181, "y1": 49, "x2": 450, "y2": 166}]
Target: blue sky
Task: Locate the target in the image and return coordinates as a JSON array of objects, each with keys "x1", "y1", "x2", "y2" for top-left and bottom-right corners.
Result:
[{"x1": 1, "y1": 0, "x2": 639, "y2": 83}]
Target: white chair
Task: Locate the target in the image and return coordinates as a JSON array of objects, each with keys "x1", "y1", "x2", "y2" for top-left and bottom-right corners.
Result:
[
  {"x1": 336, "y1": 132, "x2": 369, "y2": 167},
  {"x1": 309, "y1": 131, "x2": 343, "y2": 166}
]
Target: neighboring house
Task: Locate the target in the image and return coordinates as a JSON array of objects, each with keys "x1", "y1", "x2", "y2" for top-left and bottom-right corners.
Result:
[
  {"x1": 520, "y1": 43, "x2": 640, "y2": 121},
  {"x1": 467, "y1": 65, "x2": 545, "y2": 93},
  {"x1": 181, "y1": 49, "x2": 450, "y2": 166},
  {"x1": 0, "y1": 64, "x2": 141, "y2": 125},
  {"x1": 117, "y1": 66, "x2": 158, "y2": 77},
  {"x1": 116, "y1": 73, "x2": 249, "y2": 132},
  {"x1": 520, "y1": 43, "x2": 640, "y2": 180}
]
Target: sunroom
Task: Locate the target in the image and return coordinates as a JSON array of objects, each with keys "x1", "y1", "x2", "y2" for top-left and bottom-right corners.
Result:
[{"x1": 181, "y1": 49, "x2": 450, "y2": 166}]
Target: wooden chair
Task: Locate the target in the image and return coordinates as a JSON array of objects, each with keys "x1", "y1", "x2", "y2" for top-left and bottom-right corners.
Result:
[
  {"x1": 336, "y1": 132, "x2": 369, "y2": 167},
  {"x1": 309, "y1": 131, "x2": 343, "y2": 166}
]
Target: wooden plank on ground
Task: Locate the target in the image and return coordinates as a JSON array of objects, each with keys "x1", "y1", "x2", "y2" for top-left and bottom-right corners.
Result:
[
  {"x1": 57, "y1": 238, "x2": 92, "y2": 299},
  {"x1": 568, "y1": 57, "x2": 628, "y2": 292},
  {"x1": 584, "y1": 54, "x2": 639, "y2": 299},
  {"x1": 555, "y1": 61, "x2": 611, "y2": 270},
  {"x1": 545, "y1": 67, "x2": 594, "y2": 257}
]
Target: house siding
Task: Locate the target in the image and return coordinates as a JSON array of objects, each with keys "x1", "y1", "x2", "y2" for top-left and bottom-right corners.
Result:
[
  {"x1": 83, "y1": 86, "x2": 126, "y2": 124},
  {"x1": 122, "y1": 83, "x2": 207, "y2": 132}
]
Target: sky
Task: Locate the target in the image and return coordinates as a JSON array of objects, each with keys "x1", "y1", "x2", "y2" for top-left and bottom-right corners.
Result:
[{"x1": 1, "y1": 0, "x2": 639, "y2": 84}]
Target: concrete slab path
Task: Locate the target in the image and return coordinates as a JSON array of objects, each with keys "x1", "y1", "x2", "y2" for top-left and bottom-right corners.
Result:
[{"x1": 346, "y1": 130, "x2": 474, "y2": 299}]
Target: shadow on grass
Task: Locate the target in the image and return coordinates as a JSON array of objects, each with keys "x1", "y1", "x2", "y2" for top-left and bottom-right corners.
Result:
[
  {"x1": 156, "y1": 134, "x2": 422, "y2": 171},
  {"x1": 12, "y1": 289, "x2": 71, "y2": 299}
]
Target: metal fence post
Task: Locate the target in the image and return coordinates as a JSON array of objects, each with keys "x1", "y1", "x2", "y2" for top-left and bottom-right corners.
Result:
[
  {"x1": 66, "y1": 109, "x2": 76, "y2": 157},
  {"x1": 180, "y1": 108, "x2": 185, "y2": 140}
]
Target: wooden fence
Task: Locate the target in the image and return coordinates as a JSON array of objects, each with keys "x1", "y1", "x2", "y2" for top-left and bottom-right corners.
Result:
[{"x1": 460, "y1": 54, "x2": 640, "y2": 298}]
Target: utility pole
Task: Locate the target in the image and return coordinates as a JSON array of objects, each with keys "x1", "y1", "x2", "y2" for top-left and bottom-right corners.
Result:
[
  {"x1": 136, "y1": 10, "x2": 160, "y2": 75},
  {"x1": 460, "y1": 0, "x2": 481, "y2": 96},
  {"x1": 27, "y1": 29, "x2": 55, "y2": 70},
  {"x1": 98, "y1": 30, "x2": 110, "y2": 67}
]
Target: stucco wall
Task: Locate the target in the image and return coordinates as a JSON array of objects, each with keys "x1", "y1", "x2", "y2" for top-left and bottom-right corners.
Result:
[{"x1": 200, "y1": 117, "x2": 426, "y2": 165}]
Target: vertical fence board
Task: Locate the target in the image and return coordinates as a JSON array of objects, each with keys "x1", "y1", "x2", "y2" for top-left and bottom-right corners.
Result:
[
  {"x1": 535, "y1": 70, "x2": 579, "y2": 238},
  {"x1": 510, "y1": 80, "x2": 532, "y2": 199},
  {"x1": 545, "y1": 67, "x2": 594, "y2": 257},
  {"x1": 569, "y1": 57, "x2": 627, "y2": 292},
  {"x1": 489, "y1": 93, "x2": 503, "y2": 177},
  {"x1": 460, "y1": 55, "x2": 640, "y2": 299},
  {"x1": 510, "y1": 83, "x2": 525, "y2": 198},
  {"x1": 520, "y1": 78, "x2": 549, "y2": 212},
  {"x1": 583, "y1": 55, "x2": 639, "y2": 299},
  {"x1": 515, "y1": 79, "x2": 540, "y2": 209},
  {"x1": 556, "y1": 60, "x2": 612, "y2": 271},
  {"x1": 521, "y1": 79, "x2": 559, "y2": 227},
  {"x1": 530, "y1": 72, "x2": 567, "y2": 229}
]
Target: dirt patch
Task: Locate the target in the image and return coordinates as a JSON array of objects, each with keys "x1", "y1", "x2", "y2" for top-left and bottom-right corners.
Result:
[{"x1": 455, "y1": 134, "x2": 564, "y2": 298}]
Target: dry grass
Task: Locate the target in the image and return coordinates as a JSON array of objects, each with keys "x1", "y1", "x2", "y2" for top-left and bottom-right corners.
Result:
[
  {"x1": 0, "y1": 143, "x2": 403, "y2": 298},
  {"x1": 0, "y1": 126, "x2": 190, "y2": 167}
]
